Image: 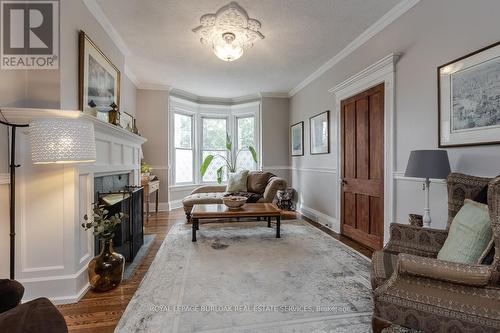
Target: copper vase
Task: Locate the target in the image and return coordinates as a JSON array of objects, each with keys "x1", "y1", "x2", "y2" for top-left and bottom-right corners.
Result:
[{"x1": 88, "y1": 239, "x2": 124, "y2": 292}]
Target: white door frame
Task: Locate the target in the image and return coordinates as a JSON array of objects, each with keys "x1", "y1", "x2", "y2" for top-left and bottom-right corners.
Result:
[{"x1": 329, "y1": 53, "x2": 400, "y2": 244}]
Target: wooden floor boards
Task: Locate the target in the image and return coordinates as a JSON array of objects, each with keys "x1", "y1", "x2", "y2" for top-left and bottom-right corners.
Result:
[{"x1": 57, "y1": 208, "x2": 372, "y2": 332}]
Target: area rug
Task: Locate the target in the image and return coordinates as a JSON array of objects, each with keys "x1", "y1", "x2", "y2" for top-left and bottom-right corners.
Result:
[{"x1": 115, "y1": 220, "x2": 373, "y2": 333}]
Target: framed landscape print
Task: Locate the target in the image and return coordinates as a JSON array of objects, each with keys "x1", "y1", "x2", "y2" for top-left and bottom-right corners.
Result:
[
  {"x1": 79, "y1": 30, "x2": 120, "y2": 119},
  {"x1": 310, "y1": 111, "x2": 330, "y2": 154},
  {"x1": 290, "y1": 121, "x2": 304, "y2": 156},
  {"x1": 438, "y1": 41, "x2": 500, "y2": 147}
]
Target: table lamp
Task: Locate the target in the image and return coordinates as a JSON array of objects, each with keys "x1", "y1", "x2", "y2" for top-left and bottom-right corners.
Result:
[
  {"x1": 2, "y1": 116, "x2": 96, "y2": 279},
  {"x1": 404, "y1": 150, "x2": 450, "y2": 228}
]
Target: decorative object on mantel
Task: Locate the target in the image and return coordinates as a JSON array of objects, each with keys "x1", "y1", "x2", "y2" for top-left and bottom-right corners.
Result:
[
  {"x1": 408, "y1": 214, "x2": 423, "y2": 227},
  {"x1": 310, "y1": 111, "x2": 330, "y2": 154},
  {"x1": 121, "y1": 111, "x2": 134, "y2": 132},
  {"x1": 82, "y1": 203, "x2": 126, "y2": 292},
  {"x1": 108, "y1": 102, "x2": 121, "y2": 126},
  {"x1": 404, "y1": 150, "x2": 451, "y2": 228},
  {"x1": 0, "y1": 111, "x2": 97, "y2": 280},
  {"x1": 277, "y1": 188, "x2": 295, "y2": 210},
  {"x1": 79, "y1": 30, "x2": 120, "y2": 124},
  {"x1": 192, "y1": 1, "x2": 264, "y2": 62},
  {"x1": 438, "y1": 41, "x2": 500, "y2": 147},
  {"x1": 132, "y1": 118, "x2": 140, "y2": 135},
  {"x1": 200, "y1": 133, "x2": 257, "y2": 183},
  {"x1": 290, "y1": 121, "x2": 304, "y2": 156}
]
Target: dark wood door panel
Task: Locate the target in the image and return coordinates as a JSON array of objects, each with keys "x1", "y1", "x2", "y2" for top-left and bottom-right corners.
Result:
[{"x1": 341, "y1": 83, "x2": 384, "y2": 250}]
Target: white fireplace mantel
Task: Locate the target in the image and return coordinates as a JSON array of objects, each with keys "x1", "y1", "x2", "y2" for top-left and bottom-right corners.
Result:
[{"x1": 0, "y1": 108, "x2": 147, "y2": 303}]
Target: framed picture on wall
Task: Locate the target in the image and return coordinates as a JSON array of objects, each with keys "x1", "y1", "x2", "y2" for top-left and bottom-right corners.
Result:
[
  {"x1": 310, "y1": 111, "x2": 330, "y2": 154},
  {"x1": 438, "y1": 41, "x2": 500, "y2": 147},
  {"x1": 79, "y1": 30, "x2": 120, "y2": 121},
  {"x1": 290, "y1": 121, "x2": 304, "y2": 156}
]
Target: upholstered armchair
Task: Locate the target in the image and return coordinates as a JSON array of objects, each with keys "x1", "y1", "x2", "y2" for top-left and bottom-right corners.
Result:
[{"x1": 371, "y1": 173, "x2": 500, "y2": 332}]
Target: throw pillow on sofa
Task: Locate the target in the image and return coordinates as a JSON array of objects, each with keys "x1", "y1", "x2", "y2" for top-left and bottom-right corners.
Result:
[
  {"x1": 437, "y1": 199, "x2": 493, "y2": 264},
  {"x1": 247, "y1": 171, "x2": 275, "y2": 194},
  {"x1": 226, "y1": 170, "x2": 249, "y2": 192}
]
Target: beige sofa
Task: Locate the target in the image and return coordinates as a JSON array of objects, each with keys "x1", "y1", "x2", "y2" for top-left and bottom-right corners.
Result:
[{"x1": 182, "y1": 171, "x2": 287, "y2": 220}]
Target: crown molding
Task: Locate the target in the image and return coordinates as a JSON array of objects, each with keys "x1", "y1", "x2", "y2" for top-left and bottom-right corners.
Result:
[
  {"x1": 137, "y1": 82, "x2": 172, "y2": 91},
  {"x1": 170, "y1": 88, "x2": 260, "y2": 105},
  {"x1": 288, "y1": 0, "x2": 420, "y2": 97},
  {"x1": 260, "y1": 92, "x2": 290, "y2": 99},
  {"x1": 124, "y1": 65, "x2": 139, "y2": 87},
  {"x1": 83, "y1": 0, "x2": 130, "y2": 56}
]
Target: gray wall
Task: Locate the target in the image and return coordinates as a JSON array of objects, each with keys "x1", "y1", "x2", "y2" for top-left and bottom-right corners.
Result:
[
  {"x1": 261, "y1": 97, "x2": 290, "y2": 182},
  {"x1": 0, "y1": 1, "x2": 138, "y2": 277},
  {"x1": 136, "y1": 89, "x2": 170, "y2": 203},
  {"x1": 290, "y1": 0, "x2": 500, "y2": 230}
]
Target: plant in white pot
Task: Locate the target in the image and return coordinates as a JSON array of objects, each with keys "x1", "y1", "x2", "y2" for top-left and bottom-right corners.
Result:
[
  {"x1": 200, "y1": 134, "x2": 257, "y2": 183},
  {"x1": 82, "y1": 204, "x2": 127, "y2": 292}
]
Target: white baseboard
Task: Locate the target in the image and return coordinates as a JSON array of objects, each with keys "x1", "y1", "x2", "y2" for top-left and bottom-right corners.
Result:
[
  {"x1": 19, "y1": 264, "x2": 90, "y2": 304},
  {"x1": 148, "y1": 202, "x2": 169, "y2": 212},
  {"x1": 297, "y1": 203, "x2": 340, "y2": 233},
  {"x1": 148, "y1": 200, "x2": 183, "y2": 212}
]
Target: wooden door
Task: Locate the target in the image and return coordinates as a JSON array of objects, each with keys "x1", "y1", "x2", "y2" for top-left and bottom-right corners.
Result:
[{"x1": 341, "y1": 83, "x2": 384, "y2": 250}]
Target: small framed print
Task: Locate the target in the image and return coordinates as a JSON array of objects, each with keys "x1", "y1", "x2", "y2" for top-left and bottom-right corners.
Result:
[
  {"x1": 438, "y1": 41, "x2": 500, "y2": 147},
  {"x1": 310, "y1": 111, "x2": 330, "y2": 154},
  {"x1": 290, "y1": 121, "x2": 304, "y2": 156},
  {"x1": 121, "y1": 112, "x2": 134, "y2": 131}
]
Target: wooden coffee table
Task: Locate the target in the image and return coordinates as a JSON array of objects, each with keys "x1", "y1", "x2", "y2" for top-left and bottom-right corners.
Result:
[{"x1": 190, "y1": 203, "x2": 281, "y2": 242}]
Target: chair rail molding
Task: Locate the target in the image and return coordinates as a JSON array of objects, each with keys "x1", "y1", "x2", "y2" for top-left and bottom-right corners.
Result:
[
  {"x1": 330, "y1": 53, "x2": 401, "y2": 245},
  {"x1": 0, "y1": 173, "x2": 9, "y2": 185}
]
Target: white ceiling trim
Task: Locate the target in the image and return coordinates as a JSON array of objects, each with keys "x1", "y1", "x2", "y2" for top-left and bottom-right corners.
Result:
[
  {"x1": 170, "y1": 88, "x2": 261, "y2": 105},
  {"x1": 137, "y1": 83, "x2": 172, "y2": 91},
  {"x1": 83, "y1": 0, "x2": 131, "y2": 56},
  {"x1": 124, "y1": 65, "x2": 139, "y2": 86},
  {"x1": 288, "y1": 0, "x2": 420, "y2": 97},
  {"x1": 260, "y1": 92, "x2": 289, "y2": 98}
]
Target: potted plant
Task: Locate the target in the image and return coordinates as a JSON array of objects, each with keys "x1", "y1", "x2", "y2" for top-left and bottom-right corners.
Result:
[
  {"x1": 141, "y1": 161, "x2": 152, "y2": 184},
  {"x1": 82, "y1": 204, "x2": 126, "y2": 292},
  {"x1": 200, "y1": 134, "x2": 257, "y2": 183}
]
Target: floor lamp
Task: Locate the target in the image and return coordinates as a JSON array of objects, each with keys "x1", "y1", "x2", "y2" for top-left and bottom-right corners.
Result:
[
  {"x1": 1, "y1": 118, "x2": 29, "y2": 280},
  {"x1": 2, "y1": 116, "x2": 96, "y2": 280}
]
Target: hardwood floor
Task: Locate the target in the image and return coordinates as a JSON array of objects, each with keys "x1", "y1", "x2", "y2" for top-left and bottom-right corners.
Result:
[{"x1": 57, "y1": 208, "x2": 372, "y2": 332}]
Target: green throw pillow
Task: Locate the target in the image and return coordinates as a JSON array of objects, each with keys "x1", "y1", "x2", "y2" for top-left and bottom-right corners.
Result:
[
  {"x1": 437, "y1": 199, "x2": 493, "y2": 264},
  {"x1": 226, "y1": 170, "x2": 249, "y2": 192}
]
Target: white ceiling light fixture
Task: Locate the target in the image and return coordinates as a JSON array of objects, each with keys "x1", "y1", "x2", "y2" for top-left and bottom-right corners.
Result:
[{"x1": 193, "y1": 2, "x2": 264, "y2": 62}]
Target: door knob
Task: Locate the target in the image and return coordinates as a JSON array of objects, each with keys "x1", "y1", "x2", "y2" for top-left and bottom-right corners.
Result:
[{"x1": 341, "y1": 179, "x2": 347, "y2": 185}]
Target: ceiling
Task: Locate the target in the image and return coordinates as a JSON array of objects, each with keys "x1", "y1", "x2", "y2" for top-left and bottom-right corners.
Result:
[{"x1": 95, "y1": 0, "x2": 404, "y2": 98}]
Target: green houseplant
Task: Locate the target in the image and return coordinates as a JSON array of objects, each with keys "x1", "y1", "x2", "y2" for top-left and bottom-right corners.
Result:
[
  {"x1": 200, "y1": 134, "x2": 257, "y2": 183},
  {"x1": 82, "y1": 204, "x2": 127, "y2": 292}
]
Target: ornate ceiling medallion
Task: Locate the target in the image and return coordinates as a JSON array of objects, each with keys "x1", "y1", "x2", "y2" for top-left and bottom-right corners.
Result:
[{"x1": 193, "y1": 2, "x2": 264, "y2": 62}]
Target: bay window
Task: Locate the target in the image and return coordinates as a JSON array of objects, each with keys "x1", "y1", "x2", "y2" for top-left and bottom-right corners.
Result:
[{"x1": 170, "y1": 97, "x2": 260, "y2": 186}]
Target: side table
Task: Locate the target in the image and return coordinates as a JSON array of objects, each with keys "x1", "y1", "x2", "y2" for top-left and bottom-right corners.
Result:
[{"x1": 142, "y1": 179, "x2": 159, "y2": 221}]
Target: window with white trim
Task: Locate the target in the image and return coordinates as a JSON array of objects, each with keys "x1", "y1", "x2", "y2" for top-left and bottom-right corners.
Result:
[
  {"x1": 174, "y1": 113, "x2": 194, "y2": 184},
  {"x1": 170, "y1": 97, "x2": 260, "y2": 186}
]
